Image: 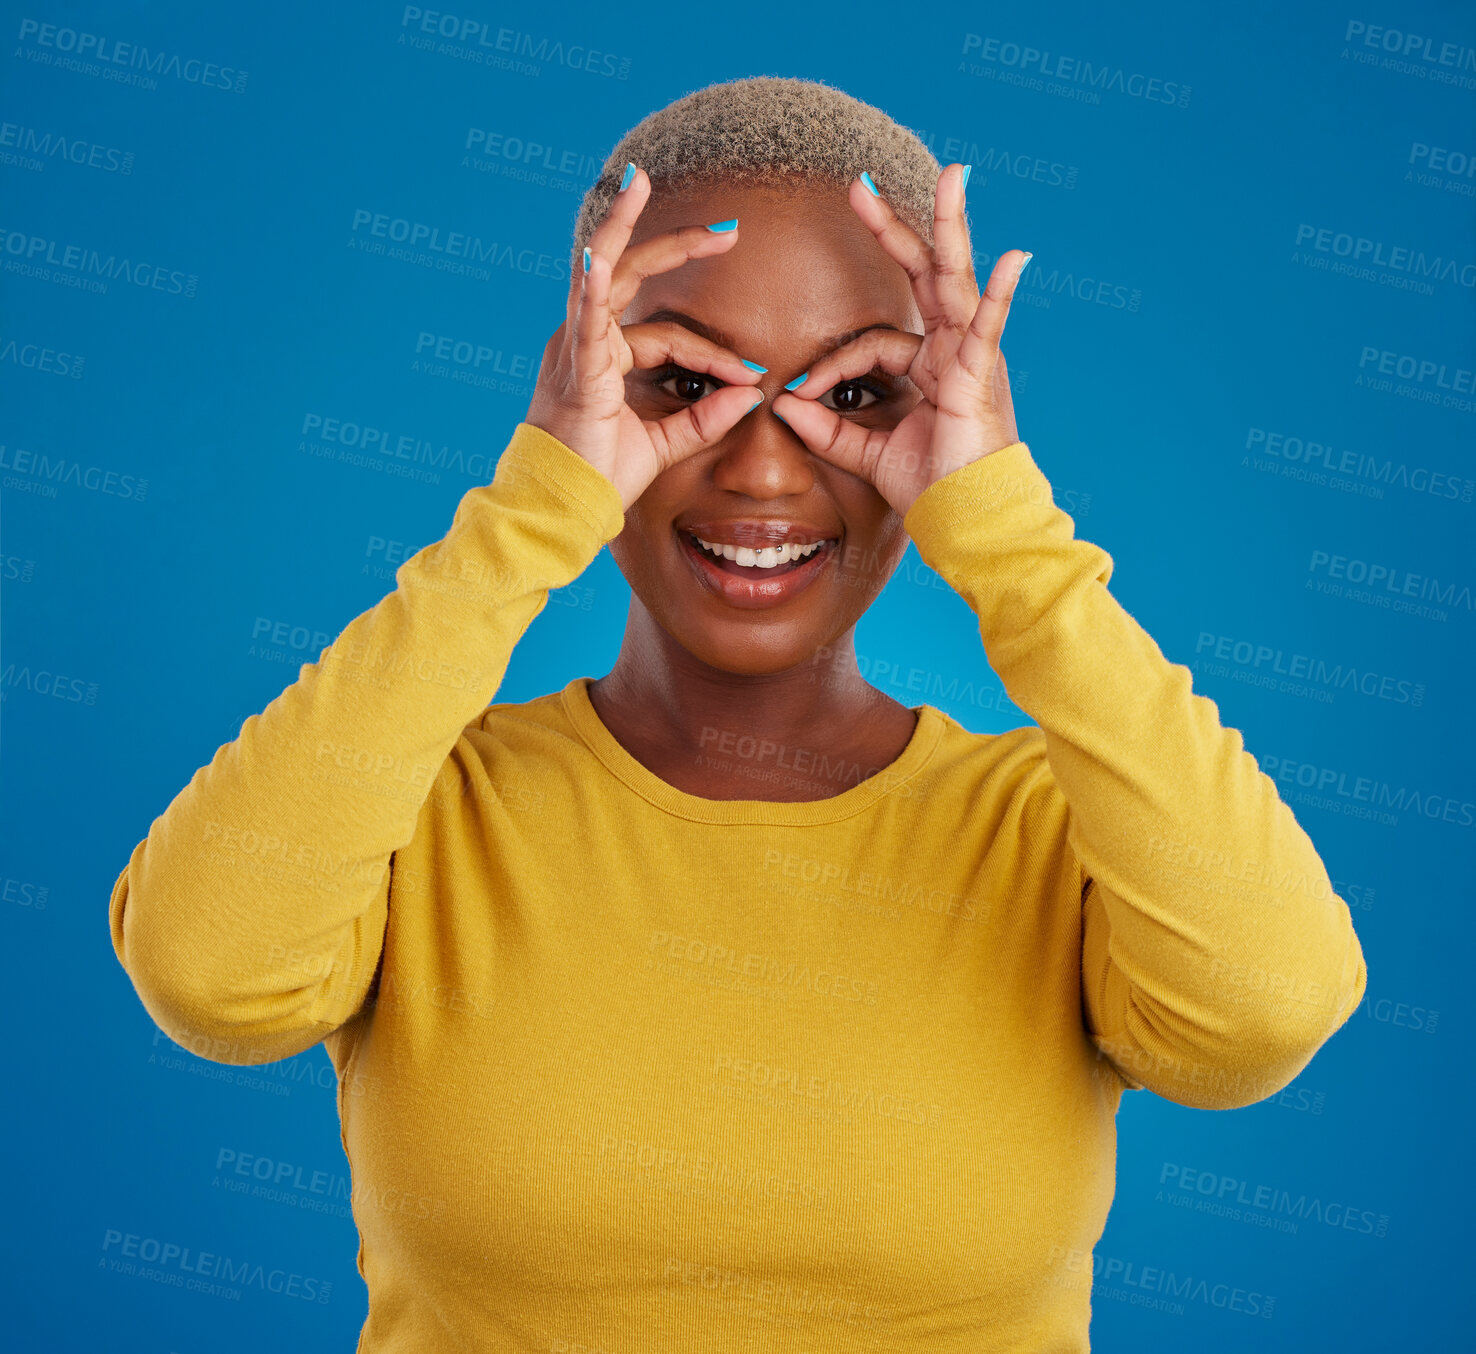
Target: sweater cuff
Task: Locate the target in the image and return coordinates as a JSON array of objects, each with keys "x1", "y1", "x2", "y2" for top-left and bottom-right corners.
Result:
[
  {"x1": 901, "y1": 441, "x2": 1050, "y2": 558},
  {"x1": 493, "y1": 421, "x2": 628, "y2": 544}
]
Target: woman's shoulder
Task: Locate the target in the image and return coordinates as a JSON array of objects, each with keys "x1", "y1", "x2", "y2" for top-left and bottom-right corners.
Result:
[
  {"x1": 474, "y1": 684, "x2": 571, "y2": 735},
  {"x1": 924, "y1": 705, "x2": 1049, "y2": 771},
  {"x1": 412, "y1": 684, "x2": 586, "y2": 823},
  {"x1": 918, "y1": 707, "x2": 1064, "y2": 819},
  {"x1": 456, "y1": 681, "x2": 584, "y2": 764}
]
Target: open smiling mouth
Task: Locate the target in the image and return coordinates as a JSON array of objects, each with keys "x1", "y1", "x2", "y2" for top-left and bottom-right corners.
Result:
[{"x1": 675, "y1": 529, "x2": 841, "y2": 608}]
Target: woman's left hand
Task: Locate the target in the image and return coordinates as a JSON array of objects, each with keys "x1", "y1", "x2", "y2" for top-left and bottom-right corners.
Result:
[{"x1": 772, "y1": 165, "x2": 1029, "y2": 519}]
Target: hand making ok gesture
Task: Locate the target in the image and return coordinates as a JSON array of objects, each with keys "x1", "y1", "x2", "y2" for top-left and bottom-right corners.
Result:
[{"x1": 772, "y1": 165, "x2": 1031, "y2": 519}]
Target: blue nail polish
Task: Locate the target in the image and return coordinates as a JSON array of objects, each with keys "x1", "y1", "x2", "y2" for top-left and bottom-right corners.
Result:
[
  {"x1": 961, "y1": 164, "x2": 971, "y2": 191},
  {"x1": 772, "y1": 407, "x2": 790, "y2": 427},
  {"x1": 705, "y1": 219, "x2": 738, "y2": 233},
  {"x1": 582, "y1": 246, "x2": 591, "y2": 273},
  {"x1": 740, "y1": 359, "x2": 767, "y2": 373},
  {"x1": 860, "y1": 171, "x2": 879, "y2": 197},
  {"x1": 784, "y1": 371, "x2": 808, "y2": 391},
  {"x1": 619, "y1": 162, "x2": 635, "y2": 191}
]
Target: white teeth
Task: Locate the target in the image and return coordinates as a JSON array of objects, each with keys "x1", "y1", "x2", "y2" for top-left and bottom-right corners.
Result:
[{"x1": 693, "y1": 535, "x2": 830, "y2": 569}]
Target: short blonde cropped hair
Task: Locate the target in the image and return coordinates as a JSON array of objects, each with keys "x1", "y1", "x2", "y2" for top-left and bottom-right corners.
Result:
[{"x1": 570, "y1": 75, "x2": 944, "y2": 275}]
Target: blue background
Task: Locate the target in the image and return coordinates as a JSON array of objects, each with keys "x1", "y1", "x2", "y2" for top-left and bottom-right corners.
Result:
[{"x1": 4, "y1": 0, "x2": 1473, "y2": 1347}]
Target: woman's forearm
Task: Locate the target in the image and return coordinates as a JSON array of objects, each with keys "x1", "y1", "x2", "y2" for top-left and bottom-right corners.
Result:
[
  {"x1": 108, "y1": 422, "x2": 626, "y2": 1063},
  {"x1": 902, "y1": 439, "x2": 1368, "y2": 1108}
]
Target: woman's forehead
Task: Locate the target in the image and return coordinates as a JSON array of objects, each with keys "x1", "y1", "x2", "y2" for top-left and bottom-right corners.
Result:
[
  {"x1": 626, "y1": 284, "x2": 917, "y2": 361},
  {"x1": 634, "y1": 179, "x2": 863, "y2": 244},
  {"x1": 628, "y1": 213, "x2": 918, "y2": 335}
]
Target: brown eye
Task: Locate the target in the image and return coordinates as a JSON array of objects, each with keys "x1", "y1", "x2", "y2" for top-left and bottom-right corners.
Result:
[
  {"x1": 818, "y1": 379, "x2": 881, "y2": 413},
  {"x1": 655, "y1": 366, "x2": 718, "y2": 402}
]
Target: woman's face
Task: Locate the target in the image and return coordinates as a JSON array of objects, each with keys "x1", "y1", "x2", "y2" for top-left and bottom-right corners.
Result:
[{"x1": 610, "y1": 177, "x2": 925, "y2": 679}]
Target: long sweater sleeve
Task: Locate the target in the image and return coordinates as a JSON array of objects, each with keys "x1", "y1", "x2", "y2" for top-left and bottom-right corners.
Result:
[
  {"x1": 108, "y1": 422, "x2": 627, "y2": 1064},
  {"x1": 902, "y1": 440, "x2": 1368, "y2": 1110}
]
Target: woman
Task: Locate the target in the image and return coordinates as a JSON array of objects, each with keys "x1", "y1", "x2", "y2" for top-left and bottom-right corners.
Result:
[{"x1": 109, "y1": 76, "x2": 1367, "y2": 1351}]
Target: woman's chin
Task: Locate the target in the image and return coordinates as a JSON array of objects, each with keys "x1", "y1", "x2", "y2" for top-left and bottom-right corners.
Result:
[{"x1": 665, "y1": 624, "x2": 836, "y2": 681}]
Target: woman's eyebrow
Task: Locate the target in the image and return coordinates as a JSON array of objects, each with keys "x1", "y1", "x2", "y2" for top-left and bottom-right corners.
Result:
[{"x1": 638, "y1": 308, "x2": 905, "y2": 360}]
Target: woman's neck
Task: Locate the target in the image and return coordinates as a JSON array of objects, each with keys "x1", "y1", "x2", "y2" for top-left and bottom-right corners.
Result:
[{"x1": 586, "y1": 618, "x2": 917, "y2": 802}]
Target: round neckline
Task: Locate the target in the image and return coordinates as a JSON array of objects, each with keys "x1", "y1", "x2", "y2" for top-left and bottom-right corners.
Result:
[{"x1": 558, "y1": 676, "x2": 943, "y2": 826}]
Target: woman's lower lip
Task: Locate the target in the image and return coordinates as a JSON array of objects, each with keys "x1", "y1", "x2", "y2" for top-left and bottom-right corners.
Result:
[{"x1": 676, "y1": 531, "x2": 837, "y2": 609}]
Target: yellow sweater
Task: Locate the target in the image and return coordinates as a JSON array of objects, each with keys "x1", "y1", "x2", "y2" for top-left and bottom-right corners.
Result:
[{"x1": 109, "y1": 421, "x2": 1367, "y2": 1351}]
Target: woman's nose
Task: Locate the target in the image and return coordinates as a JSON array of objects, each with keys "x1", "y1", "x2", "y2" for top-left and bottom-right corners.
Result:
[{"x1": 708, "y1": 398, "x2": 817, "y2": 500}]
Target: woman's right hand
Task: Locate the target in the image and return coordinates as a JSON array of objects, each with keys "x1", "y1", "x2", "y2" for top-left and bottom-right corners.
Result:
[{"x1": 524, "y1": 166, "x2": 767, "y2": 512}]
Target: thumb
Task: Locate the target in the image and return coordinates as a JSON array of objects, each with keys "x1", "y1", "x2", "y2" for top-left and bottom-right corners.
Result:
[
  {"x1": 648, "y1": 384, "x2": 767, "y2": 468},
  {"x1": 770, "y1": 392, "x2": 883, "y2": 480}
]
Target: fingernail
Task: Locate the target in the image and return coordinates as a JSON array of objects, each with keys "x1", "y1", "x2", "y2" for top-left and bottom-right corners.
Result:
[
  {"x1": 772, "y1": 407, "x2": 790, "y2": 427},
  {"x1": 746, "y1": 390, "x2": 765, "y2": 411},
  {"x1": 860, "y1": 171, "x2": 879, "y2": 197},
  {"x1": 619, "y1": 162, "x2": 636, "y2": 192},
  {"x1": 784, "y1": 372, "x2": 809, "y2": 391},
  {"x1": 740, "y1": 359, "x2": 768, "y2": 373},
  {"x1": 961, "y1": 164, "x2": 972, "y2": 191},
  {"x1": 706, "y1": 219, "x2": 738, "y2": 233},
  {"x1": 582, "y1": 246, "x2": 592, "y2": 273},
  {"x1": 1017, "y1": 251, "x2": 1033, "y2": 280}
]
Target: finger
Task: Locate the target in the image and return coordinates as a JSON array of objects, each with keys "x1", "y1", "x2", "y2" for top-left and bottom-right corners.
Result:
[
  {"x1": 573, "y1": 167, "x2": 739, "y2": 334},
  {"x1": 621, "y1": 320, "x2": 766, "y2": 388},
  {"x1": 586, "y1": 163, "x2": 650, "y2": 263},
  {"x1": 955, "y1": 250, "x2": 1030, "y2": 383},
  {"x1": 992, "y1": 345, "x2": 1018, "y2": 436},
  {"x1": 607, "y1": 222, "x2": 740, "y2": 318},
  {"x1": 781, "y1": 328, "x2": 925, "y2": 405},
  {"x1": 645, "y1": 383, "x2": 766, "y2": 470},
  {"x1": 768, "y1": 388, "x2": 893, "y2": 485},
  {"x1": 846, "y1": 172, "x2": 947, "y2": 333},
  {"x1": 570, "y1": 247, "x2": 616, "y2": 406},
  {"x1": 930, "y1": 164, "x2": 980, "y2": 333},
  {"x1": 570, "y1": 164, "x2": 650, "y2": 334},
  {"x1": 563, "y1": 166, "x2": 634, "y2": 344}
]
